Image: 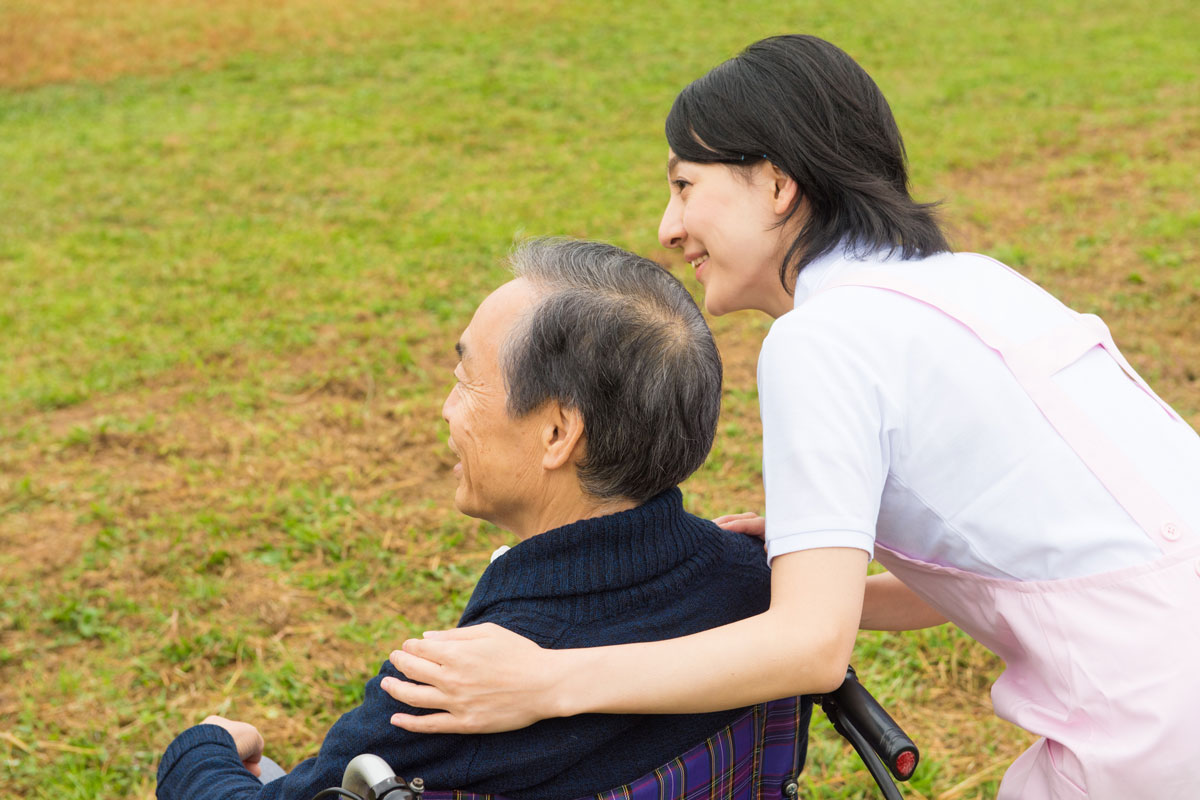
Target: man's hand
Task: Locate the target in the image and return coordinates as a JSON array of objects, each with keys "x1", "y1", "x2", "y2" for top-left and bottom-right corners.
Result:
[
  {"x1": 712, "y1": 512, "x2": 765, "y2": 539},
  {"x1": 201, "y1": 715, "x2": 265, "y2": 776}
]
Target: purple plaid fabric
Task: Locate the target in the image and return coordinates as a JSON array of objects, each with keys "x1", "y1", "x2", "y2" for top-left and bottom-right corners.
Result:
[{"x1": 423, "y1": 696, "x2": 809, "y2": 800}]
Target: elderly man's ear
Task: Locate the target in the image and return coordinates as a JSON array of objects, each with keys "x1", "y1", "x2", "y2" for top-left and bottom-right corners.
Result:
[{"x1": 540, "y1": 402, "x2": 587, "y2": 471}]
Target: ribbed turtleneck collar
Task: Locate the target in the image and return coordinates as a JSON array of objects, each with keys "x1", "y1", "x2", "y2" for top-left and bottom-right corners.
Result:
[{"x1": 460, "y1": 488, "x2": 722, "y2": 622}]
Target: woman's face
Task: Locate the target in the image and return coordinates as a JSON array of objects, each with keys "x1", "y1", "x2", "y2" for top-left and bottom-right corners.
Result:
[{"x1": 657, "y1": 150, "x2": 798, "y2": 318}]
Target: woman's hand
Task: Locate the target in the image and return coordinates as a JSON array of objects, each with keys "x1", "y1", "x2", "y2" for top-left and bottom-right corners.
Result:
[
  {"x1": 712, "y1": 511, "x2": 765, "y2": 538},
  {"x1": 383, "y1": 622, "x2": 568, "y2": 734}
]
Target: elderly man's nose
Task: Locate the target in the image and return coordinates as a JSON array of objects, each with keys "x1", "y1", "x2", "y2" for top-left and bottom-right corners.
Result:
[{"x1": 658, "y1": 204, "x2": 685, "y2": 249}]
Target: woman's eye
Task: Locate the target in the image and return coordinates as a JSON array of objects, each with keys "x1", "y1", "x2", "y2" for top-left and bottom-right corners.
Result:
[{"x1": 672, "y1": 179, "x2": 691, "y2": 193}]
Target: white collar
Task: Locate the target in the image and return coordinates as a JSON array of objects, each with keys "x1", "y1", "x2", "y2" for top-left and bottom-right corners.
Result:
[{"x1": 792, "y1": 242, "x2": 904, "y2": 309}]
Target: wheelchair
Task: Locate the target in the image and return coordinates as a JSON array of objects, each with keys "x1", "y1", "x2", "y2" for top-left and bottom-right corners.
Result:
[{"x1": 314, "y1": 666, "x2": 920, "y2": 800}]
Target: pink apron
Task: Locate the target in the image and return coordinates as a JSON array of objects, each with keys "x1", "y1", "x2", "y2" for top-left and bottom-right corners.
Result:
[{"x1": 821, "y1": 266, "x2": 1200, "y2": 798}]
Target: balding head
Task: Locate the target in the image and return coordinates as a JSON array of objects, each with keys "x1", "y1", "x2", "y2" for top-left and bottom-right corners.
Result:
[{"x1": 502, "y1": 238, "x2": 723, "y2": 503}]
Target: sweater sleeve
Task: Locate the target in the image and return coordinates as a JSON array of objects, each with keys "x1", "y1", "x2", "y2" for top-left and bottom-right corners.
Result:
[
  {"x1": 156, "y1": 724, "x2": 266, "y2": 800},
  {"x1": 157, "y1": 660, "x2": 483, "y2": 800}
]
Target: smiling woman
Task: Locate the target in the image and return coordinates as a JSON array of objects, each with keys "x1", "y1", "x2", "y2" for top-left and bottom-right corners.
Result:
[
  {"x1": 659, "y1": 155, "x2": 797, "y2": 317},
  {"x1": 659, "y1": 35, "x2": 948, "y2": 298},
  {"x1": 384, "y1": 34, "x2": 1200, "y2": 800}
]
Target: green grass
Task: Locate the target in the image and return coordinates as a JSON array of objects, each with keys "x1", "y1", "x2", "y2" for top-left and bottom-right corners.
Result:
[
  {"x1": 3, "y1": 0, "x2": 1197, "y2": 413},
  {"x1": 2, "y1": 1, "x2": 1198, "y2": 798}
]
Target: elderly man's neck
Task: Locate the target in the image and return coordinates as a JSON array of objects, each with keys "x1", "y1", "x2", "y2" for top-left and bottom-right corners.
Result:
[{"x1": 511, "y1": 489, "x2": 639, "y2": 541}]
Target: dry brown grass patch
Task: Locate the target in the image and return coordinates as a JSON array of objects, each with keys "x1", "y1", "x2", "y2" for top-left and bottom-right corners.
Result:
[{"x1": 0, "y1": 0, "x2": 559, "y2": 89}]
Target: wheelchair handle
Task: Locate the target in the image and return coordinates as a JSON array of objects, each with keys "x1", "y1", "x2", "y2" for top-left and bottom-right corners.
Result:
[{"x1": 818, "y1": 666, "x2": 919, "y2": 783}]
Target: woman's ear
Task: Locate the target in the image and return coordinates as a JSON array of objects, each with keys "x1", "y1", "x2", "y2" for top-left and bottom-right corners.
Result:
[
  {"x1": 768, "y1": 162, "x2": 800, "y2": 216},
  {"x1": 541, "y1": 402, "x2": 586, "y2": 471}
]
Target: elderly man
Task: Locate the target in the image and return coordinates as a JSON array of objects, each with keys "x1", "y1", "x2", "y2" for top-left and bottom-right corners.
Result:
[{"x1": 156, "y1": 239, "x2": 780, "y2": 800}]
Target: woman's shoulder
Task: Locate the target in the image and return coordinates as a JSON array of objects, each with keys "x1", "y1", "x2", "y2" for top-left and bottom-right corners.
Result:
[
  {"x1": 766, "y1": 249, "x2": 1066, "y2": 356},
  {"x1": 762, "y1": 283, "x2": 928, "y2": 369}
]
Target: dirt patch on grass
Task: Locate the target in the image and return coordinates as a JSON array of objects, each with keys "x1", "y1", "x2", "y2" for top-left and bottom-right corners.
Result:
[{"x1": 0, "y1": 0, "x2": 557, "y2": 89}]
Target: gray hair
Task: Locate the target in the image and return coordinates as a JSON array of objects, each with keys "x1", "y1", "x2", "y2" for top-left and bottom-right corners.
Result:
[{"x1": 503, "y1": 238, "x2": 722, "y2": 503}]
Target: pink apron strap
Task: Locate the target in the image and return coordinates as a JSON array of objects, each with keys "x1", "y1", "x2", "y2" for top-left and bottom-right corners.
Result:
[
  {"x1": 1007, "y1": 313, "x2": 1181, "y2": 421},
  {"x1": 819, "y1": 269, "x2": 1193, "y2": 554}
]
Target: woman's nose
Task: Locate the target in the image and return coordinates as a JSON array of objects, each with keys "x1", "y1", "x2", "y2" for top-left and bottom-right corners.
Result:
[{"x1": 658, "y1": 200, "x2": 685, "y2": 249}]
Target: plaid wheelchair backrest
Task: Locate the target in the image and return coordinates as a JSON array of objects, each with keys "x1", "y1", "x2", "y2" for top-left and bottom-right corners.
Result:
[{"x1": 422, "y1": 695, "x2": 810, "y2": 800}]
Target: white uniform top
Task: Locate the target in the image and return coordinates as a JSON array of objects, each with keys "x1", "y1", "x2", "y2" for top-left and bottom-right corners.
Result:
[{"x1": 758, "y1": 246, "x2": 1200, "y2": 580}]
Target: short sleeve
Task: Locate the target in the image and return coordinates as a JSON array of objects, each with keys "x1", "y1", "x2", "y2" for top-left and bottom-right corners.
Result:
[{"x1": 757, "y1": 303, "x2": 896, "y2": 562}]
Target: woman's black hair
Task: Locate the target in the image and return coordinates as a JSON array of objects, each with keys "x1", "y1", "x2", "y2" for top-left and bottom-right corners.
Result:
[{"x1": 665, "y1": 34, "x2": 949, "y2": 289}]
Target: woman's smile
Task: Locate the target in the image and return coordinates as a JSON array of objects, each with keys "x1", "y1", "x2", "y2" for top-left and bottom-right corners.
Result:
[{"x1": 659, "y1": 151, "x2": 799, "y2": 318}]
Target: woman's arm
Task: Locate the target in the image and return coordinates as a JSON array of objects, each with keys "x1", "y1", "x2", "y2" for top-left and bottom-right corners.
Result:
[
  {"x1": 710, "y1": 513, "x2": 944, "y2": 631},
  {"x1": 860, "y1": 572, "x2": 947, "y2": 631},
  {"x1": 383, "y1": 547, "x2": 869, "y2": 734}
]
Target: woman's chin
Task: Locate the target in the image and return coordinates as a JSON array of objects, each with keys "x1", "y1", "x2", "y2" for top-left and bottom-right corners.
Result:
[{"x1": 702, "y1": 293, "x2": 733, "y2": 317}]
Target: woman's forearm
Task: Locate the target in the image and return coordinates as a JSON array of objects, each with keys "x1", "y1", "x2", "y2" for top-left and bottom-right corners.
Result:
[
  {"x1": 386, "y1": 547, "x2": 869, "y2": 732},
  {"x1": 552, "y1": 548, "x2": 869, "y2": 716},
  {"x1": 551, "y1": 612, "x2": 839, "y2": 716},
  {"x1": 860, "y1": 571, "x2": 947, "y2": 631}
]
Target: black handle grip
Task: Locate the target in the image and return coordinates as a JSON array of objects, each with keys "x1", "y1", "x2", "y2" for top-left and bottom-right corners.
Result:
[{"x1": 820, "y1": 666, "x2": 919, "y2": 782}]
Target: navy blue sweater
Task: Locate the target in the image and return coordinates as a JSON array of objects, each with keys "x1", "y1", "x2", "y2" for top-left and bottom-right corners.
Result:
[{"x1": 157, "y1": 489, "x2": 779, "y2": 800}]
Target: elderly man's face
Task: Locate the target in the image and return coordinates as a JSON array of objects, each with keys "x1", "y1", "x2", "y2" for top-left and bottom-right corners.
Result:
[{"x1": 442, "y1": 279, "x2": 547, "y2": 530}]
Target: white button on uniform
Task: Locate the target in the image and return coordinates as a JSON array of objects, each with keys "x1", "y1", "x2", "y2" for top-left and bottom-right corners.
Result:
[{"x1": 1161, "y1": 522, "x2": 1180, "y2": 541}]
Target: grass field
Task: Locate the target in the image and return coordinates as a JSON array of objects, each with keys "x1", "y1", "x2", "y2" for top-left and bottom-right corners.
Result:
[{"x1": 1, "y1": 2, "x2": 1198, "y2": 798}]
